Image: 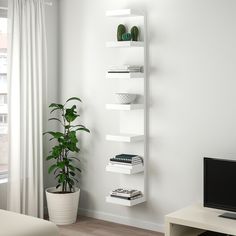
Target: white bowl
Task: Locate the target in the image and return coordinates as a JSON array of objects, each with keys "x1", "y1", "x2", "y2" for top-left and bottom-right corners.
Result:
[{"x1": 115, "y1": 93, "x2": 137, "y2": 104}]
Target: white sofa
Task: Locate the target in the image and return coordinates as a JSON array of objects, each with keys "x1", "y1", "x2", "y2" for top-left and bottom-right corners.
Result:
[{"x1": 0, "y1": 210, "x2": 59, "y2": 236}]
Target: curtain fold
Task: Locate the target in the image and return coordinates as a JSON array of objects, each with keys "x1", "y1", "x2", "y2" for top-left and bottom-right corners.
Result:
[{"x1": 7, "y1": 0, "x2": 47, "y2": 218}]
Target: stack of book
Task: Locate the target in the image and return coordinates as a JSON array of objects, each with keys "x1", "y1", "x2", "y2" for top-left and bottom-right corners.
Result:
[
  {"x1": 108, "y1": 65, "x2": 143, "y2": 73},
  {"x1": 109, "y1": 154, "x2": 143, "y2": 168},
  {"x1": 110, "y1": 188, "x2": 143, "y2": 200}
]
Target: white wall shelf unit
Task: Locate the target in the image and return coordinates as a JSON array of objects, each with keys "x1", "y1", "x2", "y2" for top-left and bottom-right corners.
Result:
[
  {"x1": 106, "y1": 104, "x2": 144, "y2": 110},
  {"x1": 106, "y1": 41, "x2": 144, "y2": 48},
  {"x1": 106, "y1": 163, "x2": 144, "y2": 174},
  {"x1": 106, "y1": 9, "x2": 144, "y2": 18},
  {"x1": 106, "y1": 72, "x2": 144, "y2": 79},
  {"x1": 105, "y1": 8, "x2": 147, "y2": 207},
  {"x1": 106, "y1": 196, "x2": 145, "y2": 207},
  {"x1": 106, "y1": 134, "x2": 144, "y2": 142}
]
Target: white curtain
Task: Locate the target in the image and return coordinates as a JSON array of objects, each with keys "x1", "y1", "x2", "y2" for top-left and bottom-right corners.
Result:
[{"x1": 7, "y1": 0, "x2": 47, "y2": 218}]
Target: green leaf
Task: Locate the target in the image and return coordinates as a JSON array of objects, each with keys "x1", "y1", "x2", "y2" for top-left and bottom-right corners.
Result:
[
  {"x1": 75, "y1": 127, "x2": 90, "y2": 133},
  {"x1": 55, "y1": 173, "x2": 61, "y2": 179},
  {"x1": 49, "y1": 103, "x2": 64, "y2": 109},
  {"x1": 52, "y1": 146, "x2": 62, "y2": 157},
  {"x1": 59, "y1": 174, "x2": 66, "y2": 183},
  {"x1": 69, "y1": 157, "x2": 80, "y2": 162},
  {"x1": 64, "y1": 159, "x2": 70, "y2": 166},
  {"x1": 76, "y1": 167, "x2": 81, "y2": 172},
  {"x1": 43, "y1": 131, "x2": 64, "y2": 139},
  {"x1": 68, "y1": 131, "x2": 78, "y2": 143},
  {"x1": 68, "y1": 178, "x2": 75, "y2": 185},
  {"x1": 65, "y1": 108, "x2": 79, "y2": 123},
  {"x1": 48, "y1": 118, "x2": 62, "y2": 124},
  {"x1": 46, "y1": 155, "x2": 55, "y2": 160},
  {"x1": 50, "y1": 107, "x2": 61, "y2": 114},
  {"x1": 53, "y1": 168, "x2": 60, "y2": 175},
  {"x1": 48, "y1": 164, "x2": 57, "y2": 174},
  {"x1": 70, "y1": 125, "x2": 86, "y2": 128},
  {"x1": 57, "y1": 161, "x2": 65, "y2": 169},
  {"x1": 65, "y1": 97, "x2": 82, "y2": 103},
  {"x1": 56, "y1": 184, "x2": 61, "y2": 189},
  {"x1": 72, "y1": 177, "x2": 79, "y2": 183},
  {"x1": 68, "y1": 165, "x2": 75, "y2": 171},
  {"x1": 69, "y1": 171, "x2": 75, "y2": 176}
]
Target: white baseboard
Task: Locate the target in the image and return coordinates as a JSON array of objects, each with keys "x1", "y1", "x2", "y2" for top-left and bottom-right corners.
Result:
[{"x1": 78, "y1": 208, "x2": 164, "y2": 233}]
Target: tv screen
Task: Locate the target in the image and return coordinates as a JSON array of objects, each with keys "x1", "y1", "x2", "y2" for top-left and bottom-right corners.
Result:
[{"x1": 204, "y1": 157, "x2": 236, "y2": 212}]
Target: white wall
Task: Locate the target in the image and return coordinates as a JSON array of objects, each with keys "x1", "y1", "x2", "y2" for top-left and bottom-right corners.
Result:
[{"x1": 58, "y1": 0, "x2": 236, "y2": 232}]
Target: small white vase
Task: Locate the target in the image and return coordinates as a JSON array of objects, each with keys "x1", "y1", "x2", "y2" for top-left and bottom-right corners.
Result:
[{"x1": 46, "y1": 187, "x2": 80, "y2": 225}]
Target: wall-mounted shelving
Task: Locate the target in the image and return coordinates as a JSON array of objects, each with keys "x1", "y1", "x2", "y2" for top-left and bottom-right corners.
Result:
[
  {"x1": 106, "y1": 9, "x2": 143, "y2": 18},
  {"x1": 105, "y1": 8, "x2": 147, "y2": 207},
  {"x1": 106, "y1": 72, "x2": 144, "y2": 79},
  {"x1": 106, "y1": 134, "x2": 144, "y2": 142},
  {"x1": 106, "y1": 41, "x2": 144, "y2": 48},
  {"x1": 106, "y1": 163, "x2": 144, "y2": 174},
  {"x1": 106, "y1": 196, "x2": 145, "y2": 206},
  {"x1": 106, "y1": 104, "x2": 144, "y2": 110}
]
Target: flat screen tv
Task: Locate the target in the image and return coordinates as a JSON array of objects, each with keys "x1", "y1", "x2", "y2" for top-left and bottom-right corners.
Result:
[{"x1": 204, "y1": 157, "x2": 236, "y2": 219}]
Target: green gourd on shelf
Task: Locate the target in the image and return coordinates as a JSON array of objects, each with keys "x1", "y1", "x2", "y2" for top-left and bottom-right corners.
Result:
[
  {"x1": 121, "y1": 33, "x2": 131, "y2": 41},
  {"x1": 117, "y1": 24, "x2": 126, "y2": 41},
  {"x1": 131, "y1": 26, "x2": 139, "y2": 41}
]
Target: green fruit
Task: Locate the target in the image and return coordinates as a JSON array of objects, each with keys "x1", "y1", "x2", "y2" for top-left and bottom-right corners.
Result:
[
  {"x1": 117, "y1": 24, "x2": 126, "y2": 41},
  {"x1": 121, "y1": 33, "x2": 131, "y2": 41},
  {"x1": 131, "y1": 26, "x2": 139, "y2": 41}
]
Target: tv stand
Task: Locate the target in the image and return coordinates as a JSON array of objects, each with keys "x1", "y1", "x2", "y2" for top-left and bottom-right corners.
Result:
[{"x1": 165, "y1": 204, "x2": 236, "y2": 236}]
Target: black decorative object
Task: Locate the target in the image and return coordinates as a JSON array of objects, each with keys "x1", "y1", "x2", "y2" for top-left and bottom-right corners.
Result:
[
  {"x1": 131, "y1": 26, "x2": 139, "y2": 41},
  {"x1": 117, "y1": 24, "x2": 126, "y2": 41}
]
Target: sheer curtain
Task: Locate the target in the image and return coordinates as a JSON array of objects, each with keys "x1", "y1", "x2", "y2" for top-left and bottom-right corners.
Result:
[{"x1": 7, "y1": 0, "x2": 47, "y2": 218}]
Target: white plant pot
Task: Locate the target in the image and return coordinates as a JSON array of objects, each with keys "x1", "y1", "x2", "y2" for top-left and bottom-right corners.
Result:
[{"x1": 46, "y1": 187, "x2": 80, "y2": 225}]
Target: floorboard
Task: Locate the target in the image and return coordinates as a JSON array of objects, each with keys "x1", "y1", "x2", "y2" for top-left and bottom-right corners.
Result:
[{"x1": 59, "y1": 216, "x2": 163, "y2": 236}]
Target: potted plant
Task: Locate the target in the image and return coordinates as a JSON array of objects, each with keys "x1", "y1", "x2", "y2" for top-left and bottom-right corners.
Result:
[{"x1": 44, "y1": 97, "x2": 90, "y2": 225}]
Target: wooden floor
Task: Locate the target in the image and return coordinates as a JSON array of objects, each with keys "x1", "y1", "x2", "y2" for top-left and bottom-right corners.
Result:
[{"x1": 59, "y1": 216, "x2": 163, "y2": 236}]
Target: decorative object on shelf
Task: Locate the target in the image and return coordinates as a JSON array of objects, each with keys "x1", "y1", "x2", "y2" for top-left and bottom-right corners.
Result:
[
  {"x1": 109, "y1": 154, "x2": 143, "y2": 166},
  {"x1": 44, "y1": 97, "x2": 90, "y2": 225},
  {"x1": 108, "y1": 65, "x2": 143, "y2": 73},
  {"x1": 131, "y1": 26, "x2": 139, "y2": 41},
  {"x1": 117, "y1": 24, "x2": 126, "y2": 41},
  {"x1": 115, "y1": 93, "x2": 136, "y2": 104},
  {"x1": 110, "y1": 188, "x2": 143, "y2": 200},
  {"x1": 121, "y1": 32, "x2": 131, "y2": 41}
]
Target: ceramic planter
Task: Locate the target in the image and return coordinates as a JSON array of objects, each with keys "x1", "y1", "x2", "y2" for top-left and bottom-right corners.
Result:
[{"x1": 46, "y1": 187, "x2": 80, "y2": 225}]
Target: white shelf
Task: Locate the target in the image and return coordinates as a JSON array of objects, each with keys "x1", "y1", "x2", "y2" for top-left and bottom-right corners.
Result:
[
  {"x1": 106, "y1": 196, "x2": 145, "y2": 206},
  {"x1": 106, "y1": 104, "x2": 144, "y2": 111},
  {"x1": 106, "y1": 72, "x2": 144, "y2": 79},
  {"x1": 106, "y1": 163, "x2": 144, "y2": 174},
  {"x1": 106, "y1": 41, "x2": 144, "y2": 48},
  {"x1": 106, "y1": 9, "x2": 144, "y2": 17},
  {"x1": 106, "y1": 134, "x2": 144, "y2": 142}
]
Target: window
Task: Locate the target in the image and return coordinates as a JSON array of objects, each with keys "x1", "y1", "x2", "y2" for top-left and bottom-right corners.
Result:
[
  {"x1": 0, "y1": 114, "x2": 7, "y2": 123},
  {"x1": 0, "y1": 94, "x2": 7, "y2": 105},
  {"x1": 0, "y1": 16, "x2": 8, "y2": 178}
]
